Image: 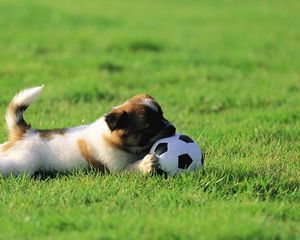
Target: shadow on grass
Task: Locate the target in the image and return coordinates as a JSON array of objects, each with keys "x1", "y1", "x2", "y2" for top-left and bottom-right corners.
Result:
[
  {"x1": 107, "y1": 40, "x2": 164, "y2": 53},
  {"x1": 98, "y1": 62, "x2": 124, "y2": 73},
  {"x1": 129, "y1": 41, "x2": 163, "y2": 52}
]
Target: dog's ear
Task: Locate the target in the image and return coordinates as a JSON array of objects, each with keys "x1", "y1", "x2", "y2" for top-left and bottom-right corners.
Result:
[{"x1": 105, "y1": 110, "x2": 129, "y2": 131}]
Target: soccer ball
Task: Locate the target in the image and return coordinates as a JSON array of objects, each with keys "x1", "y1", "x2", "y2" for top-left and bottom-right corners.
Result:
[{"x1": 150, "y1": 133, "x2": 204, "y2": 176}]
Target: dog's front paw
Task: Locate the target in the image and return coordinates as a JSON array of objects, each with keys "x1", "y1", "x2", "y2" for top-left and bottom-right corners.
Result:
[{"x1": 141, "y1": 154, "x2": 159, "y2": 174}]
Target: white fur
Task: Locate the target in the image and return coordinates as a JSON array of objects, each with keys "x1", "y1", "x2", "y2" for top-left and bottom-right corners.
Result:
[
  {"x1": 0, "y1": 87, "x2": 158, "y2": 176},
  {"x1": 11, "y1": 85, "x2": 44, "y2": 106}
]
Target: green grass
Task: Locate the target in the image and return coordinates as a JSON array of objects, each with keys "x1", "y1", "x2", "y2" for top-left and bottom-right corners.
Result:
[{"x1": 0, "y1": 0, "x2": 299, "y2": 239}]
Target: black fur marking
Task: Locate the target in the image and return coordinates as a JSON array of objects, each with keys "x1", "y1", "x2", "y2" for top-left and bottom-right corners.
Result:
[
  {"x1": 105, "y1": 111, "x2": 129, "y2": 131},
  {"x1": 18, "y1": 105, "x2": 28, "y2": 113},
  {"x1": 15, "y1": 105, "x2": 30, "y2": 130}
]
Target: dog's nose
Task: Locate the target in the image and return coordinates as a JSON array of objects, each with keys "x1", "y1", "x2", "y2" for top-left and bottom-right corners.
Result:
[{"x1": 165, "y1": 125, "x2": 176, "y2": 137}]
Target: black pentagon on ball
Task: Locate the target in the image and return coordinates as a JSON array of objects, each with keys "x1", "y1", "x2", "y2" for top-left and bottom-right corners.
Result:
[
  {"x1": 178, "y1": 154, "x2": 193, "y2": 169},
  {"x1": 154, "y1": 143, "x2": 168, "y2": 156},
  {"x1": 179, "y1": 135, "x2": 194, "y2": 143}
]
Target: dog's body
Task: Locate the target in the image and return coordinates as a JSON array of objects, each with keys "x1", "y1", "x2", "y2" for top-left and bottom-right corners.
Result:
[{"x1": 0, "y1": 86, "x2": 175, "y2": 176}]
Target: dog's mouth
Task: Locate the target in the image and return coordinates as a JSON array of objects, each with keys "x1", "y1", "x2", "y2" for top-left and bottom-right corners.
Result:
[
  {"x1": 160, "y1": 125, "x2": 176, "y2": 138},
  {"x1": 140, "y1": 124, "x2": 176, "y2": 153},
  {"x1": 121, "y1": 123, "x2": 176, "y2": 155}
]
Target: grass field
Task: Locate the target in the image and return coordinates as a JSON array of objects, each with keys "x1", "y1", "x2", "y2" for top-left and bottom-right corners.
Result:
[{"x1": 0, "y1": 0, "x2": 300, "y2": 239}]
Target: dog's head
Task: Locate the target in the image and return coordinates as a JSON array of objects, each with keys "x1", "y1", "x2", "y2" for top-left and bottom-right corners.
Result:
[{"x1": 104, "y1": 94, "x2": 176, "y2": 154}]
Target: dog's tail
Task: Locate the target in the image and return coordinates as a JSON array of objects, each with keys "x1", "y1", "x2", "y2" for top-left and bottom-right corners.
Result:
[{"x1": 5, "y1": 86, "x2": 44, "y2": 134}]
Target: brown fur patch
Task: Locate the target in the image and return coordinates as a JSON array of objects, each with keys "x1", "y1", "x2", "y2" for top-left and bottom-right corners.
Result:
[
  {"x1": 77, "y1": 138, "x2": 106, "y2": 171},
  {"x1": 1, "y1": 103, "x2": 31, "y2": 152},
  {"x1": 38, "y1": 129, "x2": 66, "y2": 140},
  {"x1": 1, "y1": 128, "x2": 26, "y2": 152},
  {"x1": 102, "y1": 133, "x2": 129, "y2": 152}
]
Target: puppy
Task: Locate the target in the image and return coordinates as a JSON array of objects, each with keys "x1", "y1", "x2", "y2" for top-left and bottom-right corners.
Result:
[{"x1": 0, "y1": 86, "x2": 176, "y2": 176}]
